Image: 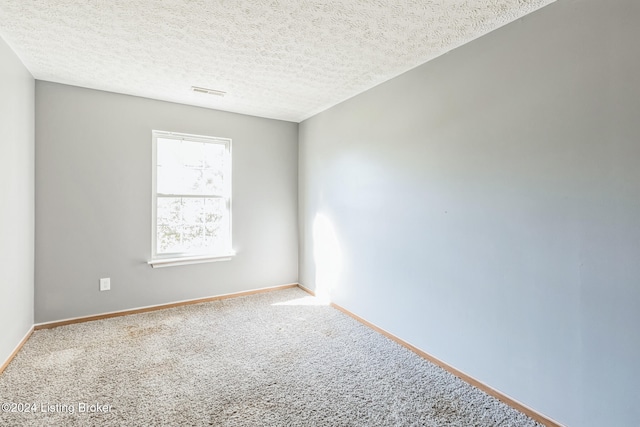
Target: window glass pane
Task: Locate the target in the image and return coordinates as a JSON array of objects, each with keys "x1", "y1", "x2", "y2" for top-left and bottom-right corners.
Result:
[
  {"x1": 181, "y1": 197, "x2": 205, "y2": 224},
  {"x1": 157, "y1": 224, "x2": 183, "y2": 254},
  {"x1": 203, "y1": 168, "x2": 224, "y2": 195},
  {"x1": 157, "y1": 138, "x2": 226, "y2": 196},
  {"x1": 156, "y1": 196, "x2": 227, "y2": 255},
  {"x1": 181, "y1": 168, "x2": 206, "y2": 195},
  {"x1": 157, "y1": 197, "x2": 181, "y2": 225},
  {"x1": 156, "y1": 138, "x2": 182, "y2": 169},
  {"x1": 157, "y1": 197, "x2": 183, "y2": 254},
  {"x1": 204, "y1": 143, "x2": 225, "y2": 195},
  {"x1": 181, "y1": 225, "x2": 205, "y2": 253},
  {"x1": 204, "y1": 198, "x2": 228, "y2": 252},
  {"x1": 203, "y1": 143, "x2": 225, "y2": 169},
  {"x1": 180, "y1": 140, "x2": 204, "y2": 168},
  {"x1": 204, "y1": 198, "x2": 224, "y2": 225}
]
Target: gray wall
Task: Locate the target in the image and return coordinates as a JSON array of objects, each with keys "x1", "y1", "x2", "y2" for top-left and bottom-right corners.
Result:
[
  {"x1": 0, "y1": 37, "x2": 34, "y2": 365},
  {"x1": 299, "y1": 0, "x2": 640, "y2": 426},
  {"x1": 35, "y1": 82, "x2": 298, "y2": 323}
]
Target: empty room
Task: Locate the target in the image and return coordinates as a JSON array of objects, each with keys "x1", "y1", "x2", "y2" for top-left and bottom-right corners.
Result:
[{"x1": 1, "y1": 0, "x2": 638, "y2": 426}]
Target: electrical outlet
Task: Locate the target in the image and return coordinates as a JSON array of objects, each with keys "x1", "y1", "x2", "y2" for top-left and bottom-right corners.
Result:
[{"x1": 99, "y1": 278, "x2": 111, "y2": 291}]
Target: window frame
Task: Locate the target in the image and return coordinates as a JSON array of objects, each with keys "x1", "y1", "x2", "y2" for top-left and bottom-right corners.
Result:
[{"x1": 148, "y1": 130, "x2": 234, "y2": 268}]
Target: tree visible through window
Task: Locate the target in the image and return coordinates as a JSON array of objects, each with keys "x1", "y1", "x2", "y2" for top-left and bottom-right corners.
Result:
[{"x1": 151, "y1": 131, "x2": 232, "y2": 261}]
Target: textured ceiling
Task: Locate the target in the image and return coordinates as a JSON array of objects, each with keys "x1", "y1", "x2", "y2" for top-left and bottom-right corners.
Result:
[{"x1": 0, "y1": 0, "x2": 554, "y2": 122}]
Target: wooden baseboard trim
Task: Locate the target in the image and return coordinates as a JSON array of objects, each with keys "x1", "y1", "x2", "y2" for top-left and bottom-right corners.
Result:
[
  {"x1": 0, "y1": 326, "x2": 34, "y2": 375},
  {"x1": 298, "y1": 285, "x2": 563, "y2": 427},
  {"x1": 297, "y1": 283, "x2": 315, "y2": 296},
  {"x1": 35, "y1": 283, "x2": 299, "y2": 330}
]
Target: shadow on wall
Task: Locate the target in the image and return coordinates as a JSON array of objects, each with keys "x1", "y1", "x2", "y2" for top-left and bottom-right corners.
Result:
[{"x1": 312, "y1": 212, "x2": 342, "y2": 303}]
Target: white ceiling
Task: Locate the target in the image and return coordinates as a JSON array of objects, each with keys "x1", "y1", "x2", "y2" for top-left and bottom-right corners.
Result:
[{"x1": 0, "y1": 0, "x2": 554, "y2": 122}]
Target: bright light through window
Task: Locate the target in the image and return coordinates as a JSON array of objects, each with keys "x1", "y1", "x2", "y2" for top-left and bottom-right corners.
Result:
[{"x1": 151, "y1": 131, "x2": 232, "y2": 262}]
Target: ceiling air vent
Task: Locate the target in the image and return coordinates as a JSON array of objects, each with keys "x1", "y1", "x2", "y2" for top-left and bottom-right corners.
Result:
[{"x1": 191, "y1": 86, "x2": 226, "y2": 97}]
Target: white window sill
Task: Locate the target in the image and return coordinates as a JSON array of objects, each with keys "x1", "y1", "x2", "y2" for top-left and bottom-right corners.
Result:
[{"x1": 148, "y1": 252, "x2": 235, "y2": 268}]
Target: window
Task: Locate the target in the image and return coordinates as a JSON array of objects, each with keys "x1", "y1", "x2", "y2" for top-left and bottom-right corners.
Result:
[{"x1": 149, "y1": 130, "x2": 233, "y2": 268}]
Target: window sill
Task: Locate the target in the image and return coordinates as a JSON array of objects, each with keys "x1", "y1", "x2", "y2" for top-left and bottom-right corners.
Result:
[{"x1": 148, "y1": 252, "x2": 235, "y2": 268}]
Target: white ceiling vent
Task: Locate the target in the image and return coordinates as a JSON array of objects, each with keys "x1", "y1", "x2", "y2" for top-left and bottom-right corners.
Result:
[{"x1": 191, "y1": 86, "x2": 226, "y2": 97}]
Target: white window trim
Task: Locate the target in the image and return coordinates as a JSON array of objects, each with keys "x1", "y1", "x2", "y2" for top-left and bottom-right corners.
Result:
[
  {"x1": 148, "y1": 253, "x2": 234, "y2": 268},
  {"x1": 149, "y1": 130, "x2": 234, "y2": 268}
]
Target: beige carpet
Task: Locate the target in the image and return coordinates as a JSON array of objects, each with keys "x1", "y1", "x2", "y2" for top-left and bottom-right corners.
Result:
[{"x1": 0, "y1": 287, "x2": 544, "y2": 426}]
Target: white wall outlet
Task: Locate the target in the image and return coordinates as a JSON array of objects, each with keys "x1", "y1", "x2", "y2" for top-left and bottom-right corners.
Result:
[{"x1": 99, "y1": 278, "x2": 111, "y2": 291}]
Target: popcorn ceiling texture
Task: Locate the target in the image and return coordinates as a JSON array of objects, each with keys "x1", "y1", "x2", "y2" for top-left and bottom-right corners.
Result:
[{"x1": 0, "y1": 0, "x2": 554, "y2": 122}]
